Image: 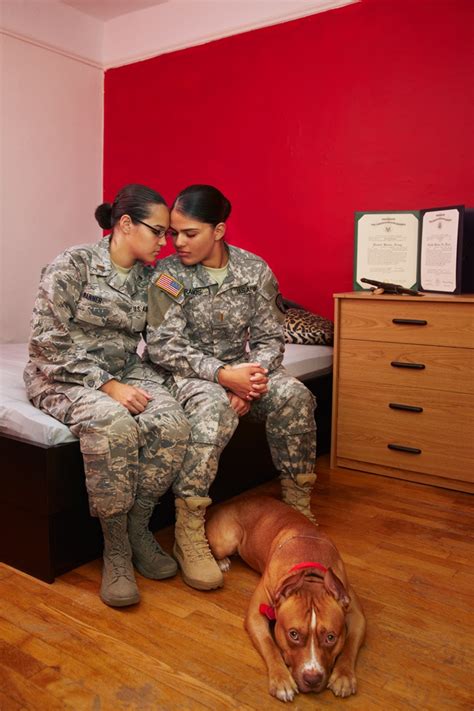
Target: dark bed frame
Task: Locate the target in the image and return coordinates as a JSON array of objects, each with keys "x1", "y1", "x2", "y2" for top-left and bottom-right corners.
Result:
[{"x1": 0, "y1": 371, "x2": 332, "y2": 583}]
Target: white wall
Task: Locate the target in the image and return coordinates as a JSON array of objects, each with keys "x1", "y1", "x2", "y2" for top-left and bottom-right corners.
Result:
[{"x1": 0, "y1": 33, "x2": 103, "y2": 343}]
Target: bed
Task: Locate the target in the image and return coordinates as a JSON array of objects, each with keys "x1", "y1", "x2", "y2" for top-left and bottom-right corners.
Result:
[{"x1": 0, "y1": 342, "x2": 333, "y2": 582}]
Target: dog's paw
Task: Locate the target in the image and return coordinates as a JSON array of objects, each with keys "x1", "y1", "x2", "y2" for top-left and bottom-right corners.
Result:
[
  {"x1": 269, "y1": 669, "x2": 299, "y2": 703},
  {"x1": 327, "y1": 668, "x2": 357, "y2": 698},
  {"x1": 217, "y1": 557, "x2": 231, "y2": 572}
]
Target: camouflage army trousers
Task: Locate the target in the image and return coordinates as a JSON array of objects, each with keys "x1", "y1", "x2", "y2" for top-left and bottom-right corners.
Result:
[
  {"x1": 168, "y1": 367, "x2": 316, "y2": 498},
  {"x1": 33, "y1": 365, "x2": 190, "y2": 517}
]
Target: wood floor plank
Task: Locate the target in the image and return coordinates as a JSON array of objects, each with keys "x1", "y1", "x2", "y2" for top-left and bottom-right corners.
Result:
[
  {"x1": 0, "y1": 566, "x2": 14, "y2": 582},
  {"x1": 0, "y1": 618, "x2": 31, "y2": 648},
  {"x1": 0, "y1": 640, "x2": 46, "y2": 679},
  {"x1": 17, "y1": 600, "x2": 249, "y2": 709},
  {"x1": 0, "y1": 662, "x2": 74, "y2": 710},
  {"x1": 0, "y1": 688, "x2": 26, "y2": 711},
  {"x1": 0, "y1": 583, "x2": 252, "y2": 702}
]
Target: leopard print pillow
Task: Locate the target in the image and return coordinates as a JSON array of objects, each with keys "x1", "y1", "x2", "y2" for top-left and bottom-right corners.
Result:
[{"x1": 284, "y1": 308, "x2": 334, "y2": 346}]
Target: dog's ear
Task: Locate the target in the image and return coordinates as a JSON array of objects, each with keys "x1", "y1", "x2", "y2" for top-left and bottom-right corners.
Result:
[
  {"x1": 324, "y1": 568, "x2": 351, "y2": 610},
  {"x1": 274, "y1": 570, "x2": 307, "y2": 605}
]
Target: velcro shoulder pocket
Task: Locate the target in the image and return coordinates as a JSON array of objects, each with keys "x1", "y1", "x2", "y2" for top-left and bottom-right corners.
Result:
[
  {"x1": 261, "y1": 277, "x2": 278, "y2": 300},
  {"x1": 148, "y1": 285, "x2": 181, "y2": 327},
  {"x1": 260, "y1": 276, "x2": 285, "y2": 321}
]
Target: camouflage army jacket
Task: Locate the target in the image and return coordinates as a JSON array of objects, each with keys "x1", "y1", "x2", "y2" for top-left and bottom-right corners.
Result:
[
  {"x1": 24, "y1": 236, "x2": 150, "y2": 398},
  {"x1": 146, "y1": 244, "x2": 285, "y2": 382}
]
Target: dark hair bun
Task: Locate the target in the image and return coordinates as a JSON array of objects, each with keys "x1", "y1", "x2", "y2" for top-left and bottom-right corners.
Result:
[
  {"x1": 221, "y1": 196, "x2": 232, "y2": 222},
  {"x1": 94, "y1": 202, "x2": 113, "y2": 230}
]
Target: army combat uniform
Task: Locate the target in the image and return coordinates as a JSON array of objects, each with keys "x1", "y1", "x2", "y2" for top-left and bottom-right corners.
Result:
[
  {"x1": 24, "y1": 236, "x2": 190, "y2": 519},
  {"x1": 146, "y1": 244, "x2": 317, "y2": 499}
]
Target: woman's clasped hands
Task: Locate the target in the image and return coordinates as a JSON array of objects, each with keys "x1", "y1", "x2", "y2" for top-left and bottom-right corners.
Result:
[{"x1": 218, "y1": 362, "x2": 269, "y2": 416}]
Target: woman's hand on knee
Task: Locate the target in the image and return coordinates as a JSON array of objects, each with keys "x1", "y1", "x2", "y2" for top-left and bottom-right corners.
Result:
[
  {"x1": 227, "y1": 392, "x2": 251, "y2": 416},
  {"x1": 100, "y1": 379, "x2": 152, "y2": 414}
]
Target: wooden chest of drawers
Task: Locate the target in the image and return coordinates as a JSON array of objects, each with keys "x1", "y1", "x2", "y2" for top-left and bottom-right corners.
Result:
[{"x1": 330, "y1": 292, "x2": 474, "y2": 492}]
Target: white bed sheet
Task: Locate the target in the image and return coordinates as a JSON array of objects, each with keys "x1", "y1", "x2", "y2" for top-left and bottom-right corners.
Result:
[{"x1": 0, "y1": 342, "x2": 332, "y2": 447}]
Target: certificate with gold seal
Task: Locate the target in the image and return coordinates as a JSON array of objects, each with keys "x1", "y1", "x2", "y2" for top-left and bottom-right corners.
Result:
[{"x1": 354, "y1": 211, "x2": 420, "y2": 290}]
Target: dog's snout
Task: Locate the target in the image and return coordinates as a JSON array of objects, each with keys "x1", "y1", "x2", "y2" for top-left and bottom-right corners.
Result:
[{"x1": 302, "y1": 670, "x2": 324, "y2": 688}]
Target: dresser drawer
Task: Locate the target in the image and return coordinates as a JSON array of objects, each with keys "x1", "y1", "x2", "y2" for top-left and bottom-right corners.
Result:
[
  {"x1": 335, "y1": 382, "x2": 474, "y2": 482},
  {"x1": 338, "y1": 340, "x2": 474, "y2": 394},
  {"x1": 340, "y1": 300, "x2": 474, "y2": 348}
]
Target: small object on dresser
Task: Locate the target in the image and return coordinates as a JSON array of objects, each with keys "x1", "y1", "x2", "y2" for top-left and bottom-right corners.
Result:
[{"x1": 360, "y1": 277, "x2": 424, "y2": 296}]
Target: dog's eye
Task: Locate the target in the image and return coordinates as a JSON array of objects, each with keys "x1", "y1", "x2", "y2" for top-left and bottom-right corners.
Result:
[
  {"x1": 288, "y1": 629, "x2": 300, "y2": 641},
  {"x1": 325, "y1": 633, "x2": 337, "y2": 644}
]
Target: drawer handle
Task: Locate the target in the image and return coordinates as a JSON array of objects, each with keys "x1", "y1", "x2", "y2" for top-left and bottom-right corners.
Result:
[
  {"x1": 387, "y1": 443, "x2": 422, "y2": 454},
  {"x1": 389, "y1": 403, "x2": 423, "y2": 413},
  {"x1": 391, "y1": 361, "x2": 426, "y2": 369},
  {"x1": 392, "y1": 318, "x2": 428, "y2": 326}
]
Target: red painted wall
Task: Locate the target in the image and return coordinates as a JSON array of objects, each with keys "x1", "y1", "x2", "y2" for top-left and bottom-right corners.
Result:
[{"x1": 104, "y1": 0, "x2": 474, "y2": 318}]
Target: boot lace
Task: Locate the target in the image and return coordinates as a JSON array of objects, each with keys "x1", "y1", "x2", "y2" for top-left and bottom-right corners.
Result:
[
  {"x1": 180, "y1": 514, "x2": 214, "y2": 561},
  {"x1": 107, "y1": 551, "x2": 135, "y2": 583}
]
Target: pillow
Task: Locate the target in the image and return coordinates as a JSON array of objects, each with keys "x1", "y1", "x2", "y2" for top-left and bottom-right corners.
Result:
[
  {"x1": 284, "y1": 307, "x2": 334, "y2": 346},
  {"x1": 282, "y1": 297, "x2": 305, "y2": 311}
]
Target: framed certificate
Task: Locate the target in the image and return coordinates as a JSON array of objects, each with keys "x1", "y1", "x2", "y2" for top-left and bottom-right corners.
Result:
[
  {"x1": 419, "y1": 205, "x2": 474, "y2": 294},
  {"x1": 353, "y1": 211, "x2": 420, "y2": 291}
]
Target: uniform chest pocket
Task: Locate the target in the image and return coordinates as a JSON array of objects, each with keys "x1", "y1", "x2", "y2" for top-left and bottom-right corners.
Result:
[
  {"x1": 182, "y1": 293, "x2": 212, "y2": 341},
  {"x1": 74, "y1": 292, "x2": 111, "y2": 328},
  {"x1": 74, "y1": 287, "x2": 134, "y2": 330},
  {"x1": 75, "y1": 293, "x2": 148, "y2": 333},
  {"x1": 214, "y1": 290, "x2": 254, "y2": 333}
]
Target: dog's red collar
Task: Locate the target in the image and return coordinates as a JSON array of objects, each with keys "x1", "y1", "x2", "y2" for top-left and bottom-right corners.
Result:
[
  {"x1": 289, "y1": 562, "x2": 328, "y2": 575},
  {"x1": 259, "y1": 562, "x2": 328, "y2": 620},
  {"x1": 259, "y1": 603, "x2": 277, "y2": 620}
]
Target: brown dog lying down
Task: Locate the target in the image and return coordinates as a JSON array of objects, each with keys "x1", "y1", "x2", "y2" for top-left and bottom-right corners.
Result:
[{"x1": 206, "y1": 495, "x2": 366, "y2": 702}]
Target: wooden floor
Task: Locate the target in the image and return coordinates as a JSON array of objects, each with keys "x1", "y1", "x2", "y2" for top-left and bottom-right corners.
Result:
[{"x1": 1, "y1": 455, "x2": 473, "y2": 710}]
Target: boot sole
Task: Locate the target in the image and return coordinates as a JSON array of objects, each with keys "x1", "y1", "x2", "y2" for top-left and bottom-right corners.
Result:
[
  {"x1": 132, "y1": 557, "x2": 178, "y2": 580},
  {"x1": 181, "y1": 573, "x2": 224, "y2": 591},
  {"x1": 100, "y1": 591, "x2": 140, "y2": 607}
]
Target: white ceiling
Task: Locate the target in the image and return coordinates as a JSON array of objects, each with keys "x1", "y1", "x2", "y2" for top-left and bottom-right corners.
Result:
[
  {"x1": 2, "y1": 0, "x2": 358, "y2": 68},
  {"x1": 61, "y1": 0, "x2": 169, "y2": 21}
]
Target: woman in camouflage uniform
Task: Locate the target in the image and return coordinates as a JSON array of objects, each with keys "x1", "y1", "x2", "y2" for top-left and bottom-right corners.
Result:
[
  {"x1": 24, "y1": 184, "x2": 190, "y2": 607},
  {"x1": 146, "y1": 185, "x2": 317, "y2": 591}
]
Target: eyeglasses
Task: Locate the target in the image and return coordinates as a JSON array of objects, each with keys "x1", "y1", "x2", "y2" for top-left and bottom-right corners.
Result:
[{"x1": 135, "y1": 219, "x2": 169, "y2": 238}]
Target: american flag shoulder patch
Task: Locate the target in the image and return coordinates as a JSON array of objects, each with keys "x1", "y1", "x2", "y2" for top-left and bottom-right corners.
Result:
[{"x1": 155, "y1": 272, "x2": 184, "y2": 298}]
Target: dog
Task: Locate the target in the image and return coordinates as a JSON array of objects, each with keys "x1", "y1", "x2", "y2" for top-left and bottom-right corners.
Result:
[{"x1": 206, "y1": 495, "x2": 366, "y2": 702}]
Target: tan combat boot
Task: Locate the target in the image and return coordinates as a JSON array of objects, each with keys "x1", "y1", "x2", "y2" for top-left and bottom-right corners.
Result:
[
  {"x1": 281, "y1": 473, "x2": 318, "y2": 524},
  {"x1": 173, "y1": 496, "x2": 224, "y2": 591},
  {"x1": 128, "y1": 497, "x2": 178, "y2": 580},
  {"x1": 99, "y1": 514, "x2": 140, "y2": 607}
]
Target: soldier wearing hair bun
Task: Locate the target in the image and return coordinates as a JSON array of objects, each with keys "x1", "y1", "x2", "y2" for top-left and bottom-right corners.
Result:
[{"x1": 24, "y1": 184, "x2": 190, "y2": 608}]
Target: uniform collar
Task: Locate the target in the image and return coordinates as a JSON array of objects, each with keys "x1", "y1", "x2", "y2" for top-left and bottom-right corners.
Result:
[
  {"x1": 90, "y1": 236, "x2": 148, "y2": 295},
  {"x1": 218, "y1": 244, "x2": 257, "y2": 293}
]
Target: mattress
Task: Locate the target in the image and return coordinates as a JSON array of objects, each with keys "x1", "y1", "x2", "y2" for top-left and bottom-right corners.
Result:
[{"x1": 0, "y1": 342, "x2": 332, "y2": 447}]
